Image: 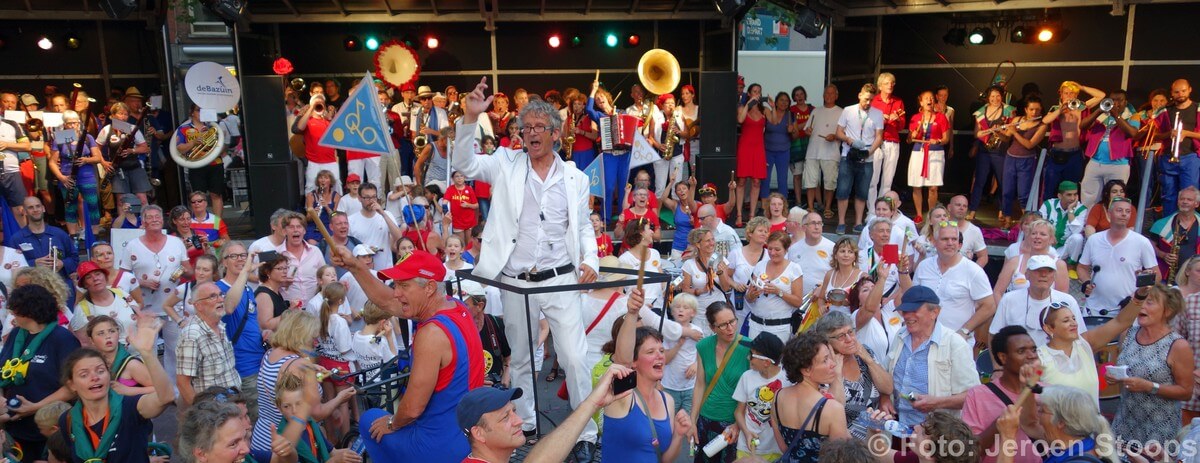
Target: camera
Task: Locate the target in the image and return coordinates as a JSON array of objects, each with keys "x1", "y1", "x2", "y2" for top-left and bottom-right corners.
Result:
[{"x1": 188, "y1": 235, "x2": 203, "y2": 249}]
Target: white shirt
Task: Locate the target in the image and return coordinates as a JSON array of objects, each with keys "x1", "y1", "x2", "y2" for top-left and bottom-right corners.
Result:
[
  {"x1": 0, "y1": 247, "x2": 28, "y2": 292},
  {"x1": 581, "y1": 293, "x2": 629, "y2": 370},
  {"x1": 912, "y1": 256, "x2": 993, "y2": 332},
  {"x1": 990, "y1": 288, "x2": 1087, "y2": 345},
  {"x1": 71, "y1": 290, "x2": 139, "y2": 343},
  {"x1": 619, "y1": 249, "x2": 665, "y2": 309},
  {"x1": 788, "y1": 237, "x2": 834, "y2": 296},
  {"x1": 353, "y1": 331, "x2": 395, "y2": 380},
  {"x1": 503, "y1": 158, "x2": 571, "y2": 276},
  {"x1": 219, "y1": 114, "x2": 242, "y2": 139},
  {"x1": 349, "y1": 211, "x2": 398, "y2": 271},
  {"x1": 747, "y1": 260, "x2": 803, "y2": 320},
  {"x1": 806, "y1": 105, "x2": 843, "y2": 161},
  {"x1": 120, "y1": 235, "x2": 188, "y2": 316},
  {"x1": 305, "y1": 291, "x2": 352, "y2": 317},
  {"x1": 662, "y1": 321, "x2": 701, "y2": 391},
  {"x1": 97, "y1": 125, "x2": 147, "y2": 148},
  {"x1": 837, "y1": 104, "x2": 885, "y2": 157},
  {"x1": 1004, "y1": 243, "x2": 1059, "y2": 260},
  {"x1": 858, "y1": 246, "x2": 904, "y2": 297},
  {"x1": 484, "y1": 285, "x2": 504, "y2": 317},
  {"x1": 732, "y1": 369, "x2": 794, "y2": 454},
  {"x1": 316, "y1": 314, "x2": 355, "y2": 362},
  {"x1": 960, "y1": 223, "x2": 987, "y2": 258},
  {"x1": 1078, "y1": 230, "x2": 1157, "y2": 314},
  {"x1": 0, "y1": 120, "x2": 22, "y2": 172},
  {"x1": 682, "y1": 257, "x2": 729, "y2": 335},
  {"x1": 856, "y1": 300, "x2": 903, "y2": 366},
  {"x1": 336, "y1": 196, "x2": 363, "y2": 217}
]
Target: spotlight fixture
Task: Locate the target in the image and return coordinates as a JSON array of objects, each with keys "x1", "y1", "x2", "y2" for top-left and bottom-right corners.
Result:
[
  {"x1": 1037, "y1": 28, "x2": 1053, "y2": 42},
  {"x1": 65, "y1": 34, "x2": 81, "y2": 50},
  {"x1": 942, "y1": 27, "x2": 966, "y2": 46},
  {"x1": 548, "y1": 34, "x2": 561, "y2": 48},
  {"x1": 365, "y1": 36, "x2": 380, "y2": 51},
  {"x1": 1034, "y1": 24, "x2": 1069, "y2": 43},
  {"x1": 37, "y1": 36, "x2": 53, "y2": 50},
  {"x1": 426, "y1": 36, "x2": 439, "y2": 49},
  {"x1": 968, "y1": 27, "x2": 995, "y2": 45},
  {"x1": 1010, "y1": 26, "x2": 1028, "y2": 44},
  {"x1": 605, "y1": 33, "x2": 619, "y2": 48},
  {"x1": 625, "y1": 34, "x2": 640, "y2": 48},
  {"x1": 570, "y1": 35, "x2": 583, "y2": 48},
  {"x1": 343, "y1": 35, "x2": 361, "y2": 51},
  {"x1": 712, "y1": 0, "x2": 754, "y2": 20}
]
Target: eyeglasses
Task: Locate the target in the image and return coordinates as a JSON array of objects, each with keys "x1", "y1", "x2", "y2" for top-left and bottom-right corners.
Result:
[
  {"x1": 829, "y1": 331, "x2": 855, "y2": 342},
  {"x1": 1038, "y1": 300, "x2": 1070, "y2": 326},
  {"x1": 519, "y1": 125, "x2": 552, "y2": 134},
  {"x1": 190, "y1": 293, "x2": 221, "y2": 304},
  {"x1": 224, "y1": 253, "x2": 248, "y2": 260},
  {"x1": 712, "y1": 319, "x2": 738, "y2": 331},
  {"x1": 212, "y1": 386, "x2": 241, "y2": 403}
]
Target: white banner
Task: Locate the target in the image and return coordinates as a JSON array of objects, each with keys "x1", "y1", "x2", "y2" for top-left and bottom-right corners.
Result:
[{"x1": 627, "y1": 132, "x2": 660, "y2": 171}]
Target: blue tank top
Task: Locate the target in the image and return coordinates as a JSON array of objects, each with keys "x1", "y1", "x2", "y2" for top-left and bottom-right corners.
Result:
[
  {"x1": 601, "y1": 390, "x2": 674, "y2": 463},
  {"x1": 53, "y1": 135, "x2": 99, "y2": 181},
  {"x1": 765, "y1": 113, "x2": 792, "y2": 152},
  {"x1": 672, "y1": 203, "x2": 693, "y2": 252}
]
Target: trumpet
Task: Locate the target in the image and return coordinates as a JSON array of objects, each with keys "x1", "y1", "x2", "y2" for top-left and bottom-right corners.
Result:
[
  {"x1": 1099, "y1": 98, "x2": 1115, "y2": 113},
  {"x1": 1066, "y1": 99, "x2": 1085, "y2": 111},
  {"x1": 289, "y1": 77, "x2": 306, "y2": 93},
  {"x1": 563, "y1": 111, "x2": 576, "y2": 161}
]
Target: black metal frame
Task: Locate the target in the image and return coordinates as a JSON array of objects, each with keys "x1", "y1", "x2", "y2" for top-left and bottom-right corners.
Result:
[{"x1": 452, "y1": 266, "x2": 673, "y2": 435}]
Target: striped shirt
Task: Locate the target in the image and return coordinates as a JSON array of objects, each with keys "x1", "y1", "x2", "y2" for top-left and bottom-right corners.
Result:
[
  {"x1": 251, "y1": 352, "x2": 301, "y2": 455},
  {"x1": 190, "y1": 211, "x2": 228, "y2": 243},
  {"x1": 1179, "y1": 293, "x2": 1200, "y2": 412}
]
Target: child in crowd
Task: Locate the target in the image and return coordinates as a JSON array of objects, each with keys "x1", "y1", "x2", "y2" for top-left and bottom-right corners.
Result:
[
  {"x1": 663, "y1": 293, "x2": 701, "y2": 415},
  {"x1": 353, "y1": 302, "x2": 398, "y2": 384},
  {"x1": 337, "y1": 173, "x2": 364, "y2": 216},
  {"x1": 307, "y1": 265, "x2": 353, "y2": 322},
  {"x1": 476, "y1": 135, "x2": 495, "y2": 221},
  {"x1": 592, "y1": 212, "x2": 614, "y2": 258},
  {"x1": 314, "y1": 282, "x2": 355, "y2": 442},
  {"x1": 274, "y1": 373, "x2": 357, "y2": 463},
  {"x1": 385, "y1": 175, "x2": 416, "y2": 220},
  {"x1": 444, "y1": 235, "x2": 473, "y2": 286},
  {"x1": 35, "y1": 401, "x2": 70, "y2": 437},
  {"x1": 446, "y1": 170, "x2": 479, "y2": 244},
  {"x1": 733, "y1": 332, "x2": 791, "y2": 461}
]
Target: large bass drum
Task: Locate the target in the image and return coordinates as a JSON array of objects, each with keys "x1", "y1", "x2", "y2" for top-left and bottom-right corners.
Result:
[{"x1": 168, "y1": 123, "x2": 226, "y2": 169}]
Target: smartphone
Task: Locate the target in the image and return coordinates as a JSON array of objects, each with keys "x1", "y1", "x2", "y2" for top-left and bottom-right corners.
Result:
[
  {"x1": 259, "y1": 250, "x2": 279, "y2": 263},
  {"x1": 882, "y1": 244, "x2": 899, "y2": 265},
  {"x1": 1135, "y1": 272, "x2": 1156, "y2": 288},
  {"x1": 612, "y1": 373, "x2": 637, "y2": 395},
  {"x1": 129, "y1": 204, "x2": 143, "y2": 214}
]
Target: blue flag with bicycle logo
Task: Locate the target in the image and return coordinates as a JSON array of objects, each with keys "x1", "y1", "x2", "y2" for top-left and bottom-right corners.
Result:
[{"x1": 318, "y1": 73, "x2": 394, "y2": 156}]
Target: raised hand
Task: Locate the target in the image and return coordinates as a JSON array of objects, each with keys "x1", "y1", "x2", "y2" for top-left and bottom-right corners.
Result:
[
  {"x1": 463, "y1": 77, "x2": 495, "y2": 121},
  {"x1": 129, "y1": 315, "x2": 164, "y2": 355}
]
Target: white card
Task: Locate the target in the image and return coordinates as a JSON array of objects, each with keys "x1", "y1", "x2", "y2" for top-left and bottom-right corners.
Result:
[
  {"x1": 148, "y1": 96, "x2": 163, "y2": 110},
  {"x1": 112, "y1": 118, "x2": 136, "y2": 134},
  {"x1": 3, "y1": 111, "x2": 25, "y2": 123},
  {"x1": 28, "y1": 111, "x2": 43, "y2": 122},
  {"x1": 200, "y1": 109, "x2": 219, "y2": 122},
  {"x1": 53, "y1": 128, "x2": 77, "y2": 144},
  {"x1": 41, "y1": 112, "x2": 63, "y2": 128}
]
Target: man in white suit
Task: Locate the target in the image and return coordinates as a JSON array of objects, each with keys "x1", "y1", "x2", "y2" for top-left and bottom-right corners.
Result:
[{"x1": 454, "y1": 77, "x2": 601, "y2": 462}]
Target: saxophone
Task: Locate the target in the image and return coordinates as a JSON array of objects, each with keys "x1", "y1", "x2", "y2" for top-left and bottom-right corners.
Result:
[
  {"x1": 662, "y1": 112, "x2": 680, "y2": 160},
  {"x1": 413, "y1": 107, "x2": 429, "y2": 149},
  {"x1": 1169, "y1": 221, "x2": 1185, "y2": 285},
  {"x1": 563, "y1": 111, "x2": 576, "y2": 161}
]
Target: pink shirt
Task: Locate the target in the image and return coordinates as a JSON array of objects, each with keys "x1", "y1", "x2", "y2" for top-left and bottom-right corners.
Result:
[
  {"x1": 277, "y1": 241, "x2": 323, "y2": 303},
  {"x1": 961, "y1": 381, "x2": 1041, "y2": 463}
]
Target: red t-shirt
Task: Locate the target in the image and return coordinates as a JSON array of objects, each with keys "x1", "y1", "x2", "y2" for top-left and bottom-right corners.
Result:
[
  {"x1": 447, "y1": 184, "x2": 479, "y2": 230},
  {"x1": 907, "y1": 113, "x2": 951, "y2": 144},
  {"x1": 790, "y1": 104, "x2": 813, "y2": 138},
  {"x1": 620, "y1": 208, "x2": 660, "y2": 230},
  {"x1": 626, "y1": 192, "x2": 659, "y2": 211},
  {"x1": 769, "y1": 220, "x2": 787, "y2": 234},
  {"x1": 346, "y1": 149, "x2": 378, "y2": 160},
  {"x1": 572, "y1": 114, "x2": 596, "y2": 152},
  {"x1": 871, "y1": 95, "x2": 905, "y2": 142},
  {"x1": 302, "y1": 117, "x2": 337, "y2": 163},
  {"x1": 597, "y1": 233, "x2": 614, "y2": 257}
]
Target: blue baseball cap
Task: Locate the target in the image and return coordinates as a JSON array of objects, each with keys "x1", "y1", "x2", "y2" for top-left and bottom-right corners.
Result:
[
  {"x1": 456, "y1": 387, "x2": 523, "y2": 434},
  {"x1": 897, "y1": 285, "x2": 940, "y2": 312}
]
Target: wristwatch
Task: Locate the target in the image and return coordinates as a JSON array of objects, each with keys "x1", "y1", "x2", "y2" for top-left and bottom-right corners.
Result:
[
  {"x1": 1151, "y1": 382, "x2": 1161, "y2": 395},
  {"x1": 957, "y1": 328, "x2": 971, "y2": 337}
]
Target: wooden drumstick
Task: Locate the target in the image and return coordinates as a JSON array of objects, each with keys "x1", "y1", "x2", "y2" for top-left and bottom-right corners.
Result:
[
  {"x1": 306, "y1": 209, "x2": 335, "y2": 245},
  {"x1": 636, "y1": 246, "x2": 649, "y2": 292},
  {"x1": 595, "y1": 70, "x2": 600, "y2": 83}
]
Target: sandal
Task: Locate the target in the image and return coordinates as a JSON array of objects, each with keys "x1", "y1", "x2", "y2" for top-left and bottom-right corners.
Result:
[
  {"x1": 545, "y1": 368, "x2": 559, "y2": 382},
  {"x1": 823, "y1": 208, "x2": 834, "y2": 220}
]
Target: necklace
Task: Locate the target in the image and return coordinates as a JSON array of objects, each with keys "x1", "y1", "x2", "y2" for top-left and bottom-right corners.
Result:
[{"x1": 832, "y1": 267, "x2": 859, "y2": 290}]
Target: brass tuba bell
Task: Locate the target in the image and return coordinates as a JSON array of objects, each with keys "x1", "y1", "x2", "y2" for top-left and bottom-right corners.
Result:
[
  {"x1": 637, "y1": 49, "x2": 681, "y2": 96},
  {"x1": 289, "y1": 77, "x2": 306, "y2": 93}
]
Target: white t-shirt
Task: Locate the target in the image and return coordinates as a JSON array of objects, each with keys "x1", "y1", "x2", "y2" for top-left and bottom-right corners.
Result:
[
  {"x1": 317, "y1": 314, "x2": 355, "y2": 363},
  {"x1": 0, "y1": 247, "x2": 28, "y2": 292},
  {"x1": 0, "y1": 120, "x2": 23, "y2": 172},
  {"x1": 484, "y1": 285, "x2": 504, "y2": 318},
  {"x1": 619, "y1": 250, "x2": 665, "y2": 309},
  {"x1": 305, "y1": 291, "x2": 352, "y2": 317},
  {"x1": 339, "y1": 273, "x2": 367, "y2": 314},
  {"x1": 805, "y1": 105, "x2": 843, "y2": 161},
  {"x1": 581, "y1": 293, "x2": 628, "y2": 370},
  {"x1": 788, "y1": 237, "x2": 833, "y2": 297},
  {"x1": 960, "y1": 223, "x2": 987, "y2": 259},
  {"x1": 662, "y1": 321, "x2": 701, "y2": 391},
  {"x1": 857, "y1": 218, "x2": 918, "y2": 253},
  {"x1": 97, "y1": 125, "x2": 147, "y2": 149},
  {"x1": 219, "y1": 114, "x2": 242, "y2": 139},
  {"x1": 858, "y1": 247, "x2": 904, "y2": 297},
  {"x1": 682, "y1": 257, "x2": 729, "y2": 334},
  {"x1": 336, "y1": 196, "x2": 363, "y2": 217},
  {"x1": 120, "y1": 235, "x2": 188, "y2": 316},
  {"x1": 348, "y1": 211, "x2": 398, "y2": 271},
  {"x1": 70, "y1": 289, "x2": 140, "y2": 343},
  {"x1": 990, "y1": 288, "x2": 1087, "y2": 345},
  {"x1": 747, "y1": 260, "x2": 804, "y2": 320},
  {"x1": 732, "y1": 368, "x2": 794, "y2": 454},
  {"x1": 1004, "y1": 243, "x2": 1059, "y2": 260},
  {"x1": 353, "y1": 331, "x2": 395, "y2": 379},
  {"x1": 912, "y1": 256, "x2": 993, "y2": 332},
  {"x1": 1077, "y1": 230, "x2": 1157, "y2": 315},
  {"x1": 856, "y1": 301, "x2": 903, "y2": 366},
  {"x1": 731, "y1": 245, "x2": 763, "y2": 289}
]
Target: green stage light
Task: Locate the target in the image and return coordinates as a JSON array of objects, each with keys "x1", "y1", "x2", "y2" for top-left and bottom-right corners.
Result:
[
  {"x1": 605, "y1": 33, "x2": 618, "y2": 48},
  {"x1": 365, "y1": 36, "x2": 380, "y2": 50}
]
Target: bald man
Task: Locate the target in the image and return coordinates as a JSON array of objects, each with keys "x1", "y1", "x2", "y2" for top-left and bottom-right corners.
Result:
[{"x1": 1158, "y1": 79, "x2": 1199, "y2": 217}]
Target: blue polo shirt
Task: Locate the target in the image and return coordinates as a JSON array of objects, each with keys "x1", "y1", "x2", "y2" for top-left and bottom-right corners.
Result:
[
  {"x1": 215, "y1": 279, "x2": 266, "y2": 378},
  {"x1": 893, "y1": 323, "x2": 951, "y2": 428}
]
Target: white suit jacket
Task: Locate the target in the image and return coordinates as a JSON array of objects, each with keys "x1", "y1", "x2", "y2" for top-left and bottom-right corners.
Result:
[{"x1": 453, "y1": 119, "x2": 599, "y2": 280}]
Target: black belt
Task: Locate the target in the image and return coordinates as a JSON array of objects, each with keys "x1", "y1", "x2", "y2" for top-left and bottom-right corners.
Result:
[
  {"x1": 749, "y1": 313, "x2": 792, "y2": 326},
  {"x1": 513, "y1": 263, "x2": 574, "y2": 282}
]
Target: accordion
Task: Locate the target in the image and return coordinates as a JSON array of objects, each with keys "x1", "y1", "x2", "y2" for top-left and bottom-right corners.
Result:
[{"x1": 599, "y1": 114, "x2": 640, "y2": 151}]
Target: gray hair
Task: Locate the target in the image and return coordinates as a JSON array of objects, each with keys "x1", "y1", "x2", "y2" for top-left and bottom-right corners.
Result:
[
  {"x1": 868, "y1": 216, "x2": 893, "y2": 234},
  {"x1": 517, "y1": 99, "x2": 563, "y2": 133},
  {"x1": 1039, "y1": 386, "x2": 1117, "y2": 462},
  {"x1": 410, "y1": 277, "x2": 446, "y2": 296},
  {"x1": 809, "y1": 310, "x2": 854, "y2": 340},
  {"x1": 177, "y1": 401, "x2": 243, "y2": 463},
  {"x1": 142, "y1": 204, "x2": 164, "y2": 218},
  {"x1": 271, "y1": 208, "x2": 290, "y2": 228},
  {"x1": 787, "y1": 207, "x2": 807, "y2": 222}
]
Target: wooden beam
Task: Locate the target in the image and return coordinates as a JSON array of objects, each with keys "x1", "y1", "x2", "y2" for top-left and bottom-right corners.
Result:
[
  {"x1": 540, "y1": 0, "x2": 545, "y2": 16},
  {"x1": 279, "y1": 0, "x2": 301, "y2": 15},
  {"x1": 936, "y1": 0, "x2": 951, "y2": 5},
  {"x1": 249, "y1": 10, "x2": 722, "y2": 22},
  {"x1": 882, "y1": 0, "x2": 898, "y2": 8},
  {"x1": 330, "y1": 0, "x2": 348, "y2": 16}
]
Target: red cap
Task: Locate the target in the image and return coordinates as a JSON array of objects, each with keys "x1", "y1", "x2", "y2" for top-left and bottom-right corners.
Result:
[
  {"x1": 400, "y1": 83, "x2": 417, "y2": 92},
  {"x1": 655, "y1": 93, "x2": 675, "y2": 108},
  {"x1": 737, "y1": 75, "x2": 745, "y2": 85},
  {"x1": 347, "y1": 173, "x2": 362, "y2": 183},
  {"x1": 377, "y1": 250, "x2": 446, "y2": 282},
  {"x1": 76, "y1": 261, "x2": 109, "y2": 286}
]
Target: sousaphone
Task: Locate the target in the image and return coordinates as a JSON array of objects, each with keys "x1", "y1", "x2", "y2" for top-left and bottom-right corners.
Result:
[
  {"x1": 374, "y1": 40, "x2": 420, "y2": 90},
  {"x1": 169, "y1": 123, "x2": 227, "y2": 169},
  {"x1": 637, "y1": 49, "x2": 681, "y2": 96}
]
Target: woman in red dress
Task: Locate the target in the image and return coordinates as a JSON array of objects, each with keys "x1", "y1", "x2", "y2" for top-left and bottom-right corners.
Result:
[{"x1": 736, "y1": 83, "x2": 770, "y2": 227}]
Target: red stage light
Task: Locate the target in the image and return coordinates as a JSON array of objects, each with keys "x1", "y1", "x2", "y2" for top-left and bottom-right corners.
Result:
[
  {"x1": 548, "y1": 35, "x2": 562, "y2": 48},
  {"x1": 626, "y1": 34, "x2": 640, "y2": 47},
  {"x1": 426, "y1": 36, "x2": 439, "y2": 49}
]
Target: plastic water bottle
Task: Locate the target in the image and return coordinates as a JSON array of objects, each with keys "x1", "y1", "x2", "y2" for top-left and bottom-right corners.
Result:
[
  {"x1": 702, "y1": 434, "x2": 730, "y2": 457},
  {"x1": 5, "y1": 398, "x2": 18, "y2": 416},
  {"x1": 853, "y1": 413, "x2": 913, "y2": 438},
  {"x1": 350, "y1": 435, "x2": 367, "y2": 454}
]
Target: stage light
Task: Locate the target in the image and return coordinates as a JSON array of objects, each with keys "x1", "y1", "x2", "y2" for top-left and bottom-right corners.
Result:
[
  {"x1": 426, "y1": 36, "x2": 439, "y2": 49},
  {"x1": 65, "y1": 34, "x2": 81, "y2": 50},
  {"x1": 343, "y1": 35, "x2": 361, "y2": 51},
  {"x1": 365, "y1": 36, "x2": 380, "y2": 51},
  {"x1": 1010, "y1": 26, "x2": 1028, "y2": 44},
  {"x1": 548, "y1": 34, "x2": 561, "y2": 48},
  {"x1": 942, "y1": 27, "x2": 966, "y2": 46},
  {"x1": 570, "y1": 35, "x2": 583, "y2": 48},
  {"x1": 605, "y1": 33, "x2": 618, "y2": 48},
  {"x1": 1037, "y1": 27, "x2": 1054, "y2": 42},
  {"x1": 37, "y1": 36, "x2": 53, "y2": 50},
  {"x1": 625, "y1": 34, "x2": 640, "y2": 48},
  {"x1": 968, "y1": 27, "x2": 995, "y2": 45}
]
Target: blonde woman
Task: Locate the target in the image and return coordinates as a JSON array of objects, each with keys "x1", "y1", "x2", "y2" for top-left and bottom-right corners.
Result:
[
  {"x1": 992, "y1": 219, "x2": 1069, "y2": 301},
  {"x1": 913, "y1": 204, "x2": 949, "y2": 266},
  {"x1": 815, "y1": 238, "x2": 863, "y2": 315}
]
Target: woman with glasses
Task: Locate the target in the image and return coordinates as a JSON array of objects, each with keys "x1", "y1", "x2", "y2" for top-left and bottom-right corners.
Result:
[
  {"x1": 809, "y1": 311, "x2": 892, "y2": 440},
  {"x1": 48, "y1": 110, "x2": 104, "y2": 237},
  {"x1": 213, "y1": 243, "x2": 267, "y2": 425},
  {"x1": 87, "y1": 242, "x2": 144, "y2": 310},
  {"x1": 816, "y1": 238, "x2": 863, "y2": 315},
  {"x1": 992, "y1": 219, "x2": 1069, "y2": 299},
  {"x1": 255, "y1": 254, "x2": 292, "y2": 336},
  {"x1": 744, "y1": 231, "x2": 804, "y2": 341},
  {"x1": 57, "y1": 316, "x2": 174, "y2": 463},
  {"x1": 680, "y1": 229, "x2": 734, "y2": 335},
  {"x1": 1037, "y1": 287, "x2": 1140, "y2": 405},
  {"x1": 770, "y1": 331, "x2": 849, "y2": 463},
  {"x1": 167, "y1": 205, "x2": 208, "y2": 270},
  {"x1": 188, "y1": 191, "x2": 230, "y2": 251},
  {"x1": 690, "y1": 302, "x2": 750, "y2": 463},
  {"x1": 251, "y1": 310, "x2": 355, "y2": 463}
]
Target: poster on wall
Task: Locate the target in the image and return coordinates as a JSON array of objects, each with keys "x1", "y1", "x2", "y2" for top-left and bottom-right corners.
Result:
[{"x1": 740, "y1": 11, "x2": 791, "y2": 51}]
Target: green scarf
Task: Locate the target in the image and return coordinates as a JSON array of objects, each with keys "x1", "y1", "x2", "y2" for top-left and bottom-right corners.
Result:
[
  {"x1": 0, "y1": 322, "x2": 58, "y2": 387},
  {"x1": 110, "y1": 345, "x2": 134, "y2": 381},
  {"x1": 276, "y1": 417, "x2": 330, "y2": 463},
  {"x1": 69, "y1": 390, "x2": 124, "y2": 462}
]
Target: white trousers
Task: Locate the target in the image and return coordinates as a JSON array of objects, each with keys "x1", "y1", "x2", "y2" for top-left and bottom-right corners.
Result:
[
  {"x1": 1080, "y1": 162, "x2": 1130, "y2": 208},
  {"x1": 305, "y1": 161, "x2": 341, "y2": 194},
  {"x1": 869, "y1": 141, "x2": 901, "y2": 209},
  {"x1": 500, "y1": 273, "x2": 598, "y2": 442},
  {"x1": 160, "y1": 314, "x2": 182, "y2": 397},
  {"x1": 652, "y1": 155, "x2": 688, "y2": 193},
  {"x1": 347, "y1": 157, "x2": 382, "y2": 188},
  {"x1": 1059, "y1": 233, "x2": 1086, "y2": 264}
]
